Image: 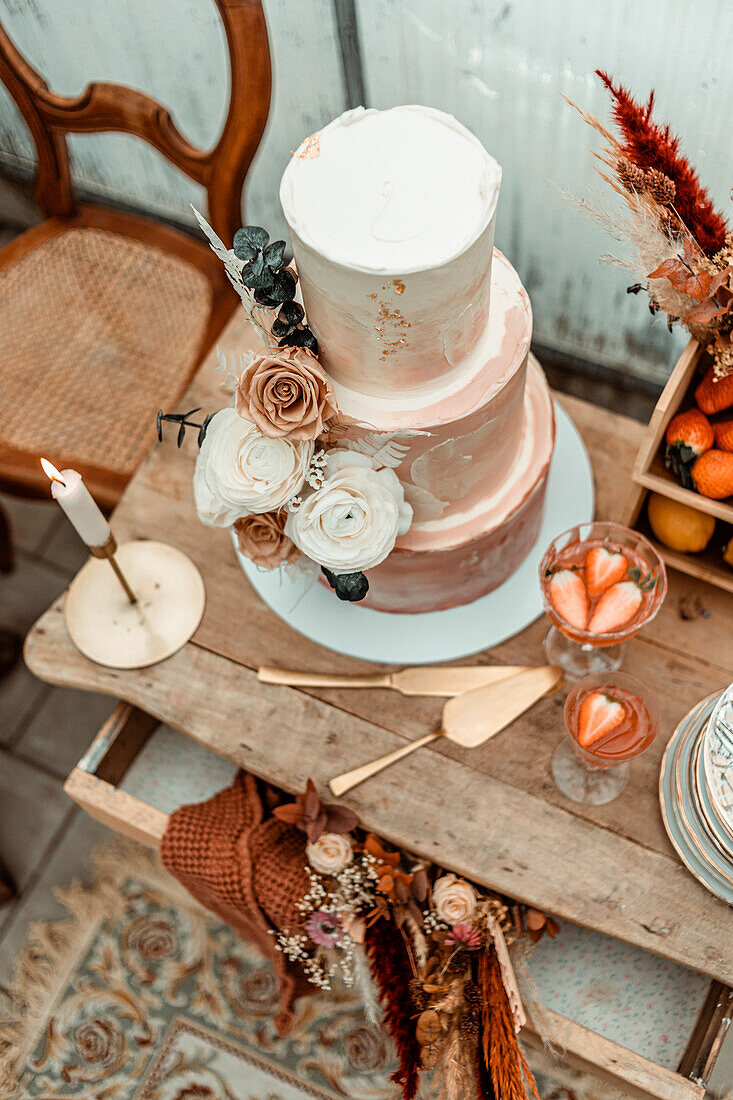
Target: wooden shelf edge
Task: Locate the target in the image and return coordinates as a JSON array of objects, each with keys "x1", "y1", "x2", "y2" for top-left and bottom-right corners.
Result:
[
  {"x1": 633, "y1": 468, "x2": 733, "y2": 526},
  {"x1": 524, "y1": 1006, "x2": 705, "y2": 1100}
]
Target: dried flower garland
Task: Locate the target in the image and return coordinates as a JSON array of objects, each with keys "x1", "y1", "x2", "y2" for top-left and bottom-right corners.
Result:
[
  {"x1": 156, "y1": 211, "x2": 427, "y2": 601},
  {"x1": 266, "y1": 778, "x2": 557, "y2": 1100},
  {"x1": 566, "y1": 71, "x2": 733, "y2": 381}
]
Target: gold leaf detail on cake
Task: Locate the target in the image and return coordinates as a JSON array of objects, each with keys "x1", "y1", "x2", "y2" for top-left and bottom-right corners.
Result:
[{"x1": 294, "y1": 134, "x2": 320, "y2": 159}]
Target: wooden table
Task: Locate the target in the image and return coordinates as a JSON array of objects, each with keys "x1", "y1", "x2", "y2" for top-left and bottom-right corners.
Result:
[{"x1": 25, "y1": 315, "x2": 733, "y2": 988}]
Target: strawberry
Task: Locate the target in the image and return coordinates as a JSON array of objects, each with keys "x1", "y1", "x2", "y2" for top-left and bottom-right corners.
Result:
[
  {"x1": 584, "y1": 546, "x2": 629, "y2": 600},
  {"x1": 695, "y1": 367, "x2": 733, "y2": 416},
  {"x1": 665, "y1": 409, "x2": 714, "y2": 486},
  {"x1": 577, "y1": 692, "x2": 626, "y2": 749},
  {"x1": 548, "y1": 568, "x2": 589, "y2": 630},
  {"x1": 691, "y1": 449, "x2": 733, "y2": 499},
  {"x1": 587, "y1": 580, "x2": 643, "y2": 634},
  {"x1": 713, "y1": 419, "x2": 733, "y2": 453}
]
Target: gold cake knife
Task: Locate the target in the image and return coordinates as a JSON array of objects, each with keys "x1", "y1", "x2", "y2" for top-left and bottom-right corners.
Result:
[{"x1": 257, "y1": 664, "x2": 532, "y2": 697}]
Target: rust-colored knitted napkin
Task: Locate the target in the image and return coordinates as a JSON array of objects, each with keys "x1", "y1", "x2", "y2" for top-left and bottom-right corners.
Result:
[{"x1": 160, "y1": 771, "x2": 312, "y2": 1034}]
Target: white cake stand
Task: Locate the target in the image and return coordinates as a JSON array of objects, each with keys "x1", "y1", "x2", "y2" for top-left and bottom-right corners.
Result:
[{"x1": 234, "y1": 403, "x2": 594, "y2": 664}]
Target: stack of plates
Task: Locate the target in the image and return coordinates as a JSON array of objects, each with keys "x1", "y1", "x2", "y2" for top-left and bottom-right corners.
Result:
[{"x1": 659, "y1": 691, "x2": 733, "y2": 905}]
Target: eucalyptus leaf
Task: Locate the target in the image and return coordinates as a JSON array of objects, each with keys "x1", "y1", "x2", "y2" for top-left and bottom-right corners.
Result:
[
  {"x1": 232, "y1": 228, "x2": 258, "y2": 261},
  {"x1": 280, "y1": 301, "x2": 304, "y2": 325},
  {"x1": 239, "y1": 225, "x2": 269, "y2": 250},
  {"x1": 272, "y1": 269, "x2": 297, "y2": 302},
  {"x1": 271, "y1": 316, "x2": 291, "y2": 338},
  {"x1": 264, "y1": 239, "x2": 286, "y2": 270}
]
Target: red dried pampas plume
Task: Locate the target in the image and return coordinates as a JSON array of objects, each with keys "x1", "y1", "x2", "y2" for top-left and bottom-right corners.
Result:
[
  {"x1": 596, "y1": 70, "x2": 727, "y2": 256},
  {"x1": 480, "y1": 948, "x2": 540, "y2": 1100},
  {"x1": 364, "y1": 920, "x2": 422, "y2": 1100}
]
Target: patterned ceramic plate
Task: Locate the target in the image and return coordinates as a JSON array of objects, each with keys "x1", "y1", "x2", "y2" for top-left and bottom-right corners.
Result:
[
  {"x1": 703, "y1": 708, "x2": 733, "y2": 844},
  {"x1": 673, "y1": 701, "x2": 733, "y2": 887},
  {"x1": 659, "y1": 694, "x2": 733, "y2": 906},
  {"x1": 693, "y1": 732, "x2": 733, "y2": 868}
]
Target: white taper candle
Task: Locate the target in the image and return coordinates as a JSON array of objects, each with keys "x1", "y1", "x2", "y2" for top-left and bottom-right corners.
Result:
[{"x1": 41, "y1": 461, "x2": 111, "y2": 548}]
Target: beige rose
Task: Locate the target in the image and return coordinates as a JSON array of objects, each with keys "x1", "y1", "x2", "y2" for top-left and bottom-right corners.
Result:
[
  {"x1": 193, "y1": 407, "x2": 313, "y2": 525},
  {"x1": 432, "y1": 873, "x2": 477, "y2": 924},
  {"x1": 234, "y1": 511, "x2": 299, "y2": 570},
  {"x1": 285, "y1": 449, "x2": 413, "y2": 572},
  {"x1": 306, "y1": 831, "x2": 354, "y2": 874},
  {"x1": 235, "y1": 345, "x2": 338, "y2": 440}
]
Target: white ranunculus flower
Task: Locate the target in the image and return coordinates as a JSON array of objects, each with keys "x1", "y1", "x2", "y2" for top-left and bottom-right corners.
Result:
[
  {"x1": 194, "y1": 407, "x2": 313, "y2": 527},
  {"x1": 432, "y1": 873, "x2": 477, "y2": 924},
  {"x1": 285, "y1": 450, "x2": 412, "y2": 573},
  {"x1": 306, "y1": 831, "x2": 354, "y2": 874}
]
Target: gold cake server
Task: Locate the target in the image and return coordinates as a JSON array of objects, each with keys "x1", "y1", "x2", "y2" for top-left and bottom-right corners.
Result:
[
  {"x1": 258, "y1": 663, "x2": 532, "y2": 697},
  {"x1": 329, "y1": 664, "x2": 563, "y2": 796}
]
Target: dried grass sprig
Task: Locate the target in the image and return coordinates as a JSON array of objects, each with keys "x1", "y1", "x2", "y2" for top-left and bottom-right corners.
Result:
[
  {"x1": 433, "y1": 1021, "x2": 474, "y2": 1100},
  {"x1": 365, "y1": 919, "x2": 422, "y2": 1100},
  {"x1": 559, "y1": 188, "x2": 697, "y2": 320},
  {"x1": 595, "y1": 71, "x2": 727, "y2": 255},
  {"x1": 479, "y1": 948, "x2": 540, "y2": 1100}
]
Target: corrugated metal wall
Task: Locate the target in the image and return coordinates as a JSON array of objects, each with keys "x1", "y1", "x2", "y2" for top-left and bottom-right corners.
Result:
[{"x1": 1, "y1": 0, "x2": 729, "y2": 381}]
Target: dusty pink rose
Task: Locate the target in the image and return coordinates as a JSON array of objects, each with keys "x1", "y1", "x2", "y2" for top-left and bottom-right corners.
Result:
[
  {"x1": 234, "y1": 511, "x2": 299, "y2": 570},
  {"x1": 235, "y1": 345, "x2": 338, "y2": 440}
]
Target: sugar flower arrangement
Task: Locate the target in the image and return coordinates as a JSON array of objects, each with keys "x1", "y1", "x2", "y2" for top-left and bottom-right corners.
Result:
[
  {"x1": 269, "y1": 778, "x2": 558, "y2": 1100},
  {"x1": 566, "y1": 71, "x2": 733, "y2": 380},
  {"x1": 158, "y1": 211, "x2": 417, "y2": 602}
]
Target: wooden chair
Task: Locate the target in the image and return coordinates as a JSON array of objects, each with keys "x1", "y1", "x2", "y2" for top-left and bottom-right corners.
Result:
[{"x1": 0, "y1": 0, "x2": 271, "y2": 541}]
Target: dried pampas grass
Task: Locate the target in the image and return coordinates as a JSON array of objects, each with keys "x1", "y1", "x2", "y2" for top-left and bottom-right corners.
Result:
[{"x1": 559, "y1": 188, "x2": 696, "y2": 320}]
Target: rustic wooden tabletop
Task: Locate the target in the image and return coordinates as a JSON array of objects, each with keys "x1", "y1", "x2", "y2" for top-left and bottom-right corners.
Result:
[{"x1": 24, "y1": 311, "x2": 733, "y2": 985}]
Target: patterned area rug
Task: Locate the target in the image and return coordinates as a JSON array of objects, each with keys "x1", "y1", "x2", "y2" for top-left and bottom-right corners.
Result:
[{"x1": 0, "y1": 843, "x2": 606, "y2": 1100}]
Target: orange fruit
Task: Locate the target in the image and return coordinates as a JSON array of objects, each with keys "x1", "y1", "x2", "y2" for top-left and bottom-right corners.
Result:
[
  {"x1": 713, "y1": 419, "x2": 733, "y2": 453},
  {"x1": 665, "y1": 409, "x2": 714, "y2": 487},
  {"x1": 665, "y1": 409, "x2": 714, "y2": 454},
  {"x1": 691, "y1": 449, "x2": 733, "y2": 499},
  {"x1": 695, "y1": 368, "x2": 733, "y2": 415},
  {"x1": 647, "y1": 493, "x2": 715, "y2": 552}
]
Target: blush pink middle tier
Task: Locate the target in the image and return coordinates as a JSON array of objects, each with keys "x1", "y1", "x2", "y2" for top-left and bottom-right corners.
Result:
[{"x1": 330, "y1": 250, "x2": 556, "y2": 612}]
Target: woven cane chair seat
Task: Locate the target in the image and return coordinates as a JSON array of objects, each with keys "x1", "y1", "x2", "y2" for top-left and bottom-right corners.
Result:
[{"x1": 0, "y1": 227, "x2": 212, "y2": 474}]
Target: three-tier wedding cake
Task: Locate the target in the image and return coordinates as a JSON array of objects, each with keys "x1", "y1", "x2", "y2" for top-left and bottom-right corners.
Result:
[
  {"x1": 193, "y1": 105, "x2": 556, "y2": 616},
  {"x1": 279, "y1": 106, "x2": 555, "y2": 612}
]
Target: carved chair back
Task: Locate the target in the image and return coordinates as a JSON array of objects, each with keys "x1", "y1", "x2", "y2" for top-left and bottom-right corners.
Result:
[{"x1": 0, "y1": 0, "x2": 271, "y2": 245}]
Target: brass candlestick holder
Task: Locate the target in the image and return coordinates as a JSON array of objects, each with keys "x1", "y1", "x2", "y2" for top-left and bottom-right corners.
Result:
[{"x1": 65, "y1": 537, "x2": 205, "y2": 669}]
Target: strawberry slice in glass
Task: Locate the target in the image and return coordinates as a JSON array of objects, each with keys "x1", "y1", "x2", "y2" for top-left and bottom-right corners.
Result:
[{"x1": 539, "y1": 522, "x2": 666, "y2": 680}]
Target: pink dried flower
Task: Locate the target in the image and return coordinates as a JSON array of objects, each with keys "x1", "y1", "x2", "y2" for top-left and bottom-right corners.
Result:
[
  {"x1": 305, "y1": 910, "x2": 343, "y2": 947},
  {"x1": 445, "y1": 922, "x2": 482, "y2": 949}
]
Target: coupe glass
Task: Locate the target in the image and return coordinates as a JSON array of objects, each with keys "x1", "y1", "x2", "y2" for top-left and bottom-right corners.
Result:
[
  {"x1": 539, "y1": 521, "x2": 667, "y2": 680},
  {"x1": 552, "y1": 671, "x2": 660, "y2": 805}
]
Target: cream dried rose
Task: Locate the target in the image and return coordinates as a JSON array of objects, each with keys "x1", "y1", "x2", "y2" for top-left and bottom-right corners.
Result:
[
  {"x1": 194, "y1": 407, "x2": 313, "y2": 526},
  {"x1": 432, "y1": 873, "x2": 477, "y2": 924},
  {"x1": 234, "y1": 511, "x2": 300, "y2": 570},
  {"x1": 306, "y1": 831, "x2": 354, "y2": 874},
  {"x1": 285, "y1": 450, "x2": 412, "y2": 573},
  {"x1": 235, "y1": 345, "x2": 338, "y2": 440}
]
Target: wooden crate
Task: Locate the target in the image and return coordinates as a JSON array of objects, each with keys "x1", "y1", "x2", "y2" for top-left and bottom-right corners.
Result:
[
  {"x1": 65, "y1": 702, "x2": 733, "y2": 1100},
  {"x1": 627, "y1": 338, "x2": 733, "y2": 588}
]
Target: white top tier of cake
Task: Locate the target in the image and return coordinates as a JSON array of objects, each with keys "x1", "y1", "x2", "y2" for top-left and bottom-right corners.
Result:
[{"x1": 280, "y1": 105, "x2": 502, "y2": 398}]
